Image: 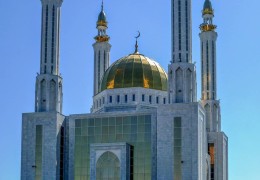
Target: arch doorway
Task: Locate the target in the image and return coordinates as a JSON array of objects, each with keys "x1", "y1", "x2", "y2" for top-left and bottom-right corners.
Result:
[{"x1": 96, "y1": 151, "x2": 120, "y2": 180}]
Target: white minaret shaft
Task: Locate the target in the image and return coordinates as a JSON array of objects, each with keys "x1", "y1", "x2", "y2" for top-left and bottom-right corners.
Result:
[
  {"x1": 172, "y1": 0, "x2": 192, "y2": 63},
  {"x1": 35, "y1": 0, "x2": 63, "y2": 113},
  {"x1": 200, "y1": 0, "x2": 220, "y2": 132},
  {"x1": 93, "y1": 3, "x2": 111, "y2": 96},
  {"x1": 168, "y1": 0, "x2": 196, "y2": 103}
]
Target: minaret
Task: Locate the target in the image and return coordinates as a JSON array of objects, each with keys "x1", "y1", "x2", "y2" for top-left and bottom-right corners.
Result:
[
  {"x1": 168, "y1": 0, "x2": 197, "y2": 103},
  {"x1": 93, "y1": 1, "x2": 111, "y2": 96},
  {"x1": 200, "y1": 0, "x2": 220, "y2": 132},
  {"x1": 35, "y1": 0, "x2": 63, "y2": 113}
]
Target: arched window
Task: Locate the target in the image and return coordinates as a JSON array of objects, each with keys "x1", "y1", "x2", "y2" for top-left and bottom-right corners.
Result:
[{"x1": 96, "y1": 152, "x2": 120, "y2": 180}]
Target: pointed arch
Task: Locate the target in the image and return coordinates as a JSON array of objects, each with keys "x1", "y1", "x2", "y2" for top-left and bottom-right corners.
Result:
[
  {"x1": 96, "y1": 151, "x2": 120, "y2": 180},
  {"x1": 49, "y1": 79, "x2": 56, "y2": 111},
  {"x1": 213, "y1": 103, "x2": 219, "y2": 131},
  {"x1": 40, "y1": 79, "x2": 46, "y2": 111},
  {"x1": 186, "y1": 68, "x2": 192, "y2": 102},
  {"x1": 176, "y1": 67, "x2": 183, "y2": 103},
  {"x1": 204, "y1": 103, "x2": 210, "y2": 131}
]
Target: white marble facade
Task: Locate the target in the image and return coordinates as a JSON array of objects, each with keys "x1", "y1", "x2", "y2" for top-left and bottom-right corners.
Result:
[{"x1": 21, "y1": 0, "x2": 228, "y2": 180}]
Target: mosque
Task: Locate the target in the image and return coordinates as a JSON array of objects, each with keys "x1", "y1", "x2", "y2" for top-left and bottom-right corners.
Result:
[{"x1": 21, "y1": 0, "x2": 228, "y2": 179}]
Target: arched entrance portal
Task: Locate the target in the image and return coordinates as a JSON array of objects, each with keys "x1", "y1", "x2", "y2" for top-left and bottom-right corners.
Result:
[{"x1": 96, "y1": 151, "x2": 120, "y2": 180}]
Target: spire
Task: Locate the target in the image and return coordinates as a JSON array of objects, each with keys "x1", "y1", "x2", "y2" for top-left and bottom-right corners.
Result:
[
  {"x1": 97, "y1": 0, "x2": 107, "y2": 27},
  {"x1": 200, "y1": 0, "x2": 216, "y2": 32},
  {"x1": 134, "y1": 31, "x2": 140, "y2": 54},
  {"x1": 203, "y1": 0, "x2": 213, "y2": 15},
  {"x1": 95, "y1": 0, "x2": 109, "y2": 42}
]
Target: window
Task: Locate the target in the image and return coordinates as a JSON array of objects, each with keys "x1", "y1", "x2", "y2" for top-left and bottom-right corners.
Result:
[
  {"x1": 60, "y1": 126, "x2": 64, "y2": 180},
  {"x1": 156, "y1": 96, "x2": 159, "y2": 104},
  {"x1": 174, "y1": 117, "x2": 182, "y2": 180},
  {"x1": 149, "y1": 95, "x2": 152, "y2": 103},
  {"x1": 208, "y1": 143, "x2": 215, "y2": 180},
  {"x1": 109, "y1": 96, "x2": 112, "y2": 103},
  {"x1": 163, "y1": 98, "x2": 166, "y2": 104},
  {"x1": 125, "y1": 95, "x2": 128, "y2": 103},
  {"x1": 35, "y1": 125, "x2": 43, "y2": 180},
  {"x1": 142, "y1": 94, "x2": 145, "y2": 102},
  {"x1": 103, "y1": 97, "x2": 105, "y2": 104},
  {"x1": 117, "y1": 95, "x2": 120, "y2": 103},
  {"x1": 132, "y1": 94, "x2": 136, "y2": 101}
]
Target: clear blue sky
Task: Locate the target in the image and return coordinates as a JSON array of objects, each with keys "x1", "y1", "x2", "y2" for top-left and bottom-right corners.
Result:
[{"x1": 0, "y1": 0, "x2": 259, "y2": 179}]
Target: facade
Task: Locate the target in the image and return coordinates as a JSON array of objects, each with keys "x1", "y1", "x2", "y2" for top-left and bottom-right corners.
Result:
[{"x1": 21, "y1": 0, "x2": 228, "y2": 180}]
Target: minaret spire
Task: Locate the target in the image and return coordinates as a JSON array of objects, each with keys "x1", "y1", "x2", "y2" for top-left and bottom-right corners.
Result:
[
  {"x1": 35, "y1": 0, "x2": 63, "y2": 113},
  {"x1": 168, "y1": 0, "x2": 197, "y2": 104},
  {"x1": 93, "y1": 1, "x2": 111, "y2": 96},
  {"x1": 134, "y1": 31, "x2": 140, "y2": 54},
  {"x1": 200, "y1": 0, "x2": 220, "y2": 132}
]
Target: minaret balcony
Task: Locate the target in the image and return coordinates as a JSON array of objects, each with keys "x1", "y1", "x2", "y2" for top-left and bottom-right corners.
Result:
[
  {"x1": 200, "y1": 24, "x2": 217, "y2": 32},
  {"x1": 95, "y1": 35, "x2": 110, "y2": 43}
]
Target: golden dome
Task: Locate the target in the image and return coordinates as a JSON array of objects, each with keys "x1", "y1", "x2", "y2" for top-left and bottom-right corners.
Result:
[{"x1": 100, "y1": 53, "x2": 168, "y2": 92}]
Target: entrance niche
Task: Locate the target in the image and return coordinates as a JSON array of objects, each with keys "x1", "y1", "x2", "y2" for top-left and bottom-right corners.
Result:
[{"x1": 96, "y1": 151, "x2": 120, "y2": 180}]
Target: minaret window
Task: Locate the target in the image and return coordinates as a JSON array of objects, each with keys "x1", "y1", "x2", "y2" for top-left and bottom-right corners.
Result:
[
  {"x1": 51, "y1": 5, "x2": 55, "y2": 64},
  {"x1": 149, "y1": 95, "x2": 152, "y2": 104},
  {"x1": 206, "y1": 41, "x2": 209, "y2": 91},
  {"x1": 185, "y1": 0, "x2": 188, "y2": 52},
  {"x1": 44, "y1": 5, "x2": 48, "y2": 63},
  {"x1": 178, "y1": 0, "x2": 182, "y2": 51},
  {"x1": 98, "y1": 51, "x2": 101, "y2": 90},
  {"x1": 212, "y1": 41, "x2": 215, "y2": 99},
  {"x1": 142, "y1": 94, "x2": 145, "y2": 102},
  {"x1": 172, "y1": 1, "x2": 175, "y2": 55},
  {"x1": 156, "y1": 96, "x2": 159, "y2": 104},
  {"x1": 109, "y1": 96, "x2": 112, "y2": 103},
  {"x1": 104, "y1": 51, "x2": 106, "y2": 72}
]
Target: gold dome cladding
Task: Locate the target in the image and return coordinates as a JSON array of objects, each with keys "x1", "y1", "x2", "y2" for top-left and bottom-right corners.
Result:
[{"x1": 100, "y1": 53, "x2": 168, "y2": 92}]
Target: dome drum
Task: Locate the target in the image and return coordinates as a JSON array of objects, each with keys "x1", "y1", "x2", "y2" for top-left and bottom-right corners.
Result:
[{"x1": 92, "y1": 87, "x2": 168, "y2": 113}]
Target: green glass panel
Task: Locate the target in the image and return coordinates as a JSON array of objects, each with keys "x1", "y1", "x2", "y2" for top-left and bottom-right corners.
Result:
[
  {"x1": 74, "y1": 115, "x2": 152, "y2": 179},
  {"x1": 35, "y1": 125, "x2": 43, "y2": 180}
]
